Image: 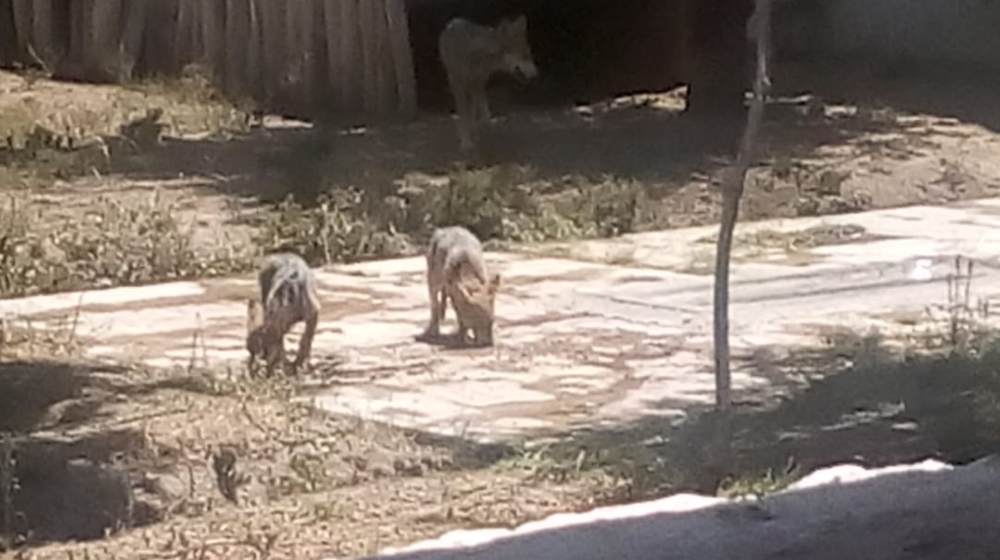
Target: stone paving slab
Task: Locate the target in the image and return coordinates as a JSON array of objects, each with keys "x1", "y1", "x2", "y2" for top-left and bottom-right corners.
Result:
[{"x1": 5, "y1": 199, "x2": 1000, "y2": 442}]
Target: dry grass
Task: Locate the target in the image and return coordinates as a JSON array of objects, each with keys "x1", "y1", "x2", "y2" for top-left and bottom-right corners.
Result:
[{"x1": 0, "y1": 191, "x2": 256, "y2": 298}]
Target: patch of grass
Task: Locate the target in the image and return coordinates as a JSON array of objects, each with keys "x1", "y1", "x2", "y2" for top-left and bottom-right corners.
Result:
[
  {"x1": 255, "y1": 165, "x2": 648, "y2": 267},
  {"x1": 0, "y1": 192, "x2": 255, "y2": 298},
  {"x1": 253, "y1": 190, "x2": 410, "y2": 266}
]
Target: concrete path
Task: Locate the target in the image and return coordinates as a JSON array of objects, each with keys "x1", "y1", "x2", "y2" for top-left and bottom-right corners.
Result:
[{"x1": 5, "y1": 198, "x2": 1000, "y2": 442}]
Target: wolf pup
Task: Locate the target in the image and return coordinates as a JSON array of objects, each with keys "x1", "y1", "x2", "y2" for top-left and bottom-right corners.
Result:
[
  {"x1": 438, "y1": 15, "x2": 538, "y2": 154},
  {"x1": 417, "y1": 226, "x2": 501, "y2": 347},
  {"x1": 246, "y1": 252, "x2": 321, "y2": 375}
]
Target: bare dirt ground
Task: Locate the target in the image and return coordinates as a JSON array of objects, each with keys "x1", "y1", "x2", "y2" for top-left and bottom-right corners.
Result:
[{"x1": 3, "y1": 59, "x2": 1000, "y2": 558}]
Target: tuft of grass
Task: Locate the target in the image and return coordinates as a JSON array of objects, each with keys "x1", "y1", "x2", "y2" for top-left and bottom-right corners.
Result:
[{"x1": 718, "y1": 462, "x2": 799, "y2": 500}]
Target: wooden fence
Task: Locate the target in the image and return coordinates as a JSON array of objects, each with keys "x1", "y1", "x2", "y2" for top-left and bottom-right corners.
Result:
[{"x1": 0, "y1": 0, "x2": 418, "y2": 119}]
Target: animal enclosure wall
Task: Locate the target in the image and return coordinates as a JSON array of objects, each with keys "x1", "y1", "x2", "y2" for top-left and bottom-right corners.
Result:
[
  {"x1": 0, "y1": 0, "x2": 759, "y2": 120},
  {"x1": 0, "y1": 0, "x2": 418, "y2": 121},
  {"x1": 774, "y1": 0, "x2": 1000, "y2": 72}
]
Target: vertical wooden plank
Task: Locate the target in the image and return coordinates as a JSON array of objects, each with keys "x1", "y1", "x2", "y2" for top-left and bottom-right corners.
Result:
[
  {"x1": 224, "y1": 0, "x2": 249, "y2": 93},
  {"x1": 190, "y1": 0, "x2": 204, "y2": 64},
  {"x1": 174, "y1": 0, "x2": 194, "y2": 69},
  {"x1": 259, "y1": 0, "x2": 286, "y2": 101},
  {"x1": 11, "y1": 0, "x2": 32, "y2": 56},
  {"x1": 119, "y1": 0, "x2": 148, "y2": 79},
  {"x1": 89, "y1": 0, "x2": 123, "y2": 52},
  {"x1": 30, "y1": 0, "x2": 60, "y2": 68},
  {"x1": 201, "y1": 0, "x2": 225, "y2": 77},
  {"x1": 374, "y1": 0, "x2": 394, "y2": 117},
  {"x1": 339, "y1": 0, "x2": 360, "y2": 113},
  {"x1": 306, "y1": 0, "x2": 325, "y2": 108},
  {"x1": 69, "y1": 0, "x2": 87, "y2": 59},
  {"x1": 285, "y1": 0, "x2": 310, "y2": 106},
  {"x1": 357, "y1": 0, "x2": 378, "y2": 116},
  {"x1": 0, "y1": 0, "x2": 19, "y2": 65},
  {"x1": 284, "y1": 0, "x2": 299, "y2": 83},
  {"x1": 141, "y1": 0, "x2": 177, "y2": 76},
  {"x1": 384, "y1": 0, "x2": 416, "y2": 117},
  {"x1": 247, "y1": 0, "x2": 263, "y2": 97},
  {"x1": 323, "y1": 0, "x2": 343, "y2": 110},
  {"x1": 89, "y1": 0, "x2": 123, "y2": 77}
]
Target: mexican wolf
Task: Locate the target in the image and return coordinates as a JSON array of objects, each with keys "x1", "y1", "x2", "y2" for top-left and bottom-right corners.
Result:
[
  {"x1": 246, "y1": 252, "x2": 321, "y2": 375},
  {"x1": 417, "y1": 226, "x2": 501, "y2": 347},
  {"x1": 438, "y1": 15, "x2": 539, "y2": 154}
]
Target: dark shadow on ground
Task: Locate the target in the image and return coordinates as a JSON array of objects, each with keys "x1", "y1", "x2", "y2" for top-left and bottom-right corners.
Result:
[
  {"x1": 0, "y1": 360, "x2": 181, "y2": 548},
  {"x1": 100, "y1": 83, "x2": 921, "y2": 214},
  {"x1": 464, "y1": 328, "x2": 1000, "y2": 505},
  {"x1": 94, "y1": 55, "x2": 1000, "y2": 216},
  {"x1": 0, "y1": 360, "x2": 129, "y2": 432},
  {"x1": 360, "y1": 455, "x2": 1000, "y2": 560},
  {"x1": 774, "y1": 58, "x2": 1000, "y2": 133}
]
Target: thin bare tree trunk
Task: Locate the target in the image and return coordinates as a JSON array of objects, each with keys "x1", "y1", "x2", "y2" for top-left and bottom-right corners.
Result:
[
  {"x1": 705, "y1": 0, "x2": 772, "y2": 495},
  {"x1": 715, "y1": 0, "x2": 771, "y2": 411},
  {"x1": 713, "y1": 0, "x2": 772, "y2": 411}
]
